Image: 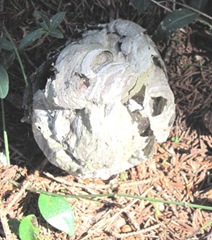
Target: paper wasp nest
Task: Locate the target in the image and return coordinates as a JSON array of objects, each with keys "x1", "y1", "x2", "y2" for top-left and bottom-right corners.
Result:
[{"x1": 32, "y1": 19, "x2": 175, "y2": 179}]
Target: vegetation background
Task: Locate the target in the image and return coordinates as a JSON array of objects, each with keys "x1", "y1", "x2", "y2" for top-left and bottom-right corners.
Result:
[{"x1": 0, "y1": 0, "x2": 211, "y2": 239}]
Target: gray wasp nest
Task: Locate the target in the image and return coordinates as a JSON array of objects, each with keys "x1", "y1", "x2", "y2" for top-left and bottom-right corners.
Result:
[{"x1": 32, "y1": 19, "x2": 175, "y2": 179}]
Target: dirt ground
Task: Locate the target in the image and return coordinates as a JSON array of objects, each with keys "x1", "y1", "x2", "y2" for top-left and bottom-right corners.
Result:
[{"x1": 0, "y1": 1, "x2": 212, "y2": 239}]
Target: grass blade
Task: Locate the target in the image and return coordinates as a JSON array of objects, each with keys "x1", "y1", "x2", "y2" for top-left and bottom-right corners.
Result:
[
  {"x1": 4, "y1": 29, "x2": 28, "y2": 86},
  {"x1": 0, "y1": 65, "x2": 9, "y2": 99},
  {"x1": 1, "y1": 99, "x2": 10, "y2": 166}
]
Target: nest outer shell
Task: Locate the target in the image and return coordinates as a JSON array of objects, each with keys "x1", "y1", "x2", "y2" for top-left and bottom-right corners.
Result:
[{"x1": 30, "y1": 19, "x2": 175, "y2": 179}]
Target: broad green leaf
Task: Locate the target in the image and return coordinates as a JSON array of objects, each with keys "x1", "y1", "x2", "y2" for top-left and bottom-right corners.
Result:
[
  {"x1": 19, "y1": 28, "x2": 45, "y2": 49},
  {"x1": 189, "y1": 0, "x2": 208, "y2": 10},
  {"x1": 156, "y1": 8, "x2": 198, "y2": 40},
  {"x1": 0, "y1": 37, "x2": 13, "y2": 51},
  {"x1": 49, "y1": 29, "x2": 64, "y2": 39},
  {"x1": 0, "y1": 64, "x2": 9, "y2": 99},
  {"x1": 49, "y1": 12, "x2": 66, "y2": 30},
  {"x1": 38, "y1": 194, "x2": 74, "y2": 236},
  {"x1": 131, "y1": 0, "x2": 151, "y2": 13},
  {"x1": 19, "y1": 215, "x2": 39, "y2": 240}
]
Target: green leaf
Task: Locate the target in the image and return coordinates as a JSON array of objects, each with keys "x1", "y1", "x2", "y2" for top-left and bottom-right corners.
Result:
[
  {"x1": 8, "y1": 218, "x2": 20, "y2": 236},
  {"x1": 156, "y1": 8, "x2": 198, "y2": 40},
  {"x1": 49, "y1": 28, "x2": 64, "y2": 39},
  {"x1": 38, "y1": 194, "x2": 74, "y2": 236},
  {"x1": 0, "y1": 51, "x2": 15, "y2": 68},
  {"x1": 0, "y1": 37, "x2": 13, "y2": 51},
  {"x1": 0, "y1": 64, "x2": 9, "y2": 99},
  {"x1": 33, "y1": 10, "x2": 50, "y2": 29},
  {"x1": 189, "y1": 0, "x2": 208, "y2": 10},
  {"x1": 33, "y1": 10, "x2": 43, "y2": 19},
  {"x1": 4, "y1": 52, "x2": 16, "y2": 67},
  {"x1": 130, "y1": 0, "x2": 151, "y2": 13},
  {"x1": 19, "y1": 215, "x2": 39, "y2": 240},
  {"x1": 38, "y1": 22, "x2": 50, "y2": 31},
  {"x1": 41, "y1": 15, "x2": 51, "y2": 29},
  {"x1": 49, "y1": 12, "x2": 66, "y2": 30},
  {"x1": 171, "y1": 137, "x2": 181, "y2": 143},
  {"x1": 0, "y1": 51, "x2": 16, "y2": 69},
  {"x1": 19, "y1": 28, "x2": 46, "y2": 49}
]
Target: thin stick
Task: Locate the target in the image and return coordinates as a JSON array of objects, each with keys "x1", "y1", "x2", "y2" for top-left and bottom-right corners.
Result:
[
  {"x1": 150, "y1": 0, "x2": 172, "y2": 12},
  {"x1": 0, "y1": 200, "x2": 13, "y2": 239},
  {"x1": 115, "y1": 223, "x2": 161, "y2": 238}
]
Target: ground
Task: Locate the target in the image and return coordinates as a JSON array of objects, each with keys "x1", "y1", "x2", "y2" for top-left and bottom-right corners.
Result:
[{"x1": 0, "y1": 0, "x2": 212, "y2": 239}]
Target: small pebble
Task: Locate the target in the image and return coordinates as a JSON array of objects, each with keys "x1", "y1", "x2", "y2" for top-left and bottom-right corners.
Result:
[{"x1": 121, "y1": 224, "x2": 132, "y2": 233}]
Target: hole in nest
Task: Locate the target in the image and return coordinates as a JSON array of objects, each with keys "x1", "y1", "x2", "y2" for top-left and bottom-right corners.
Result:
[
  {"x1": 90, "y1": 50, "x2": 113, "y2": 73},
  {"x1": 150, "y1": 96, "x2": 167, "y2": 116}
]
